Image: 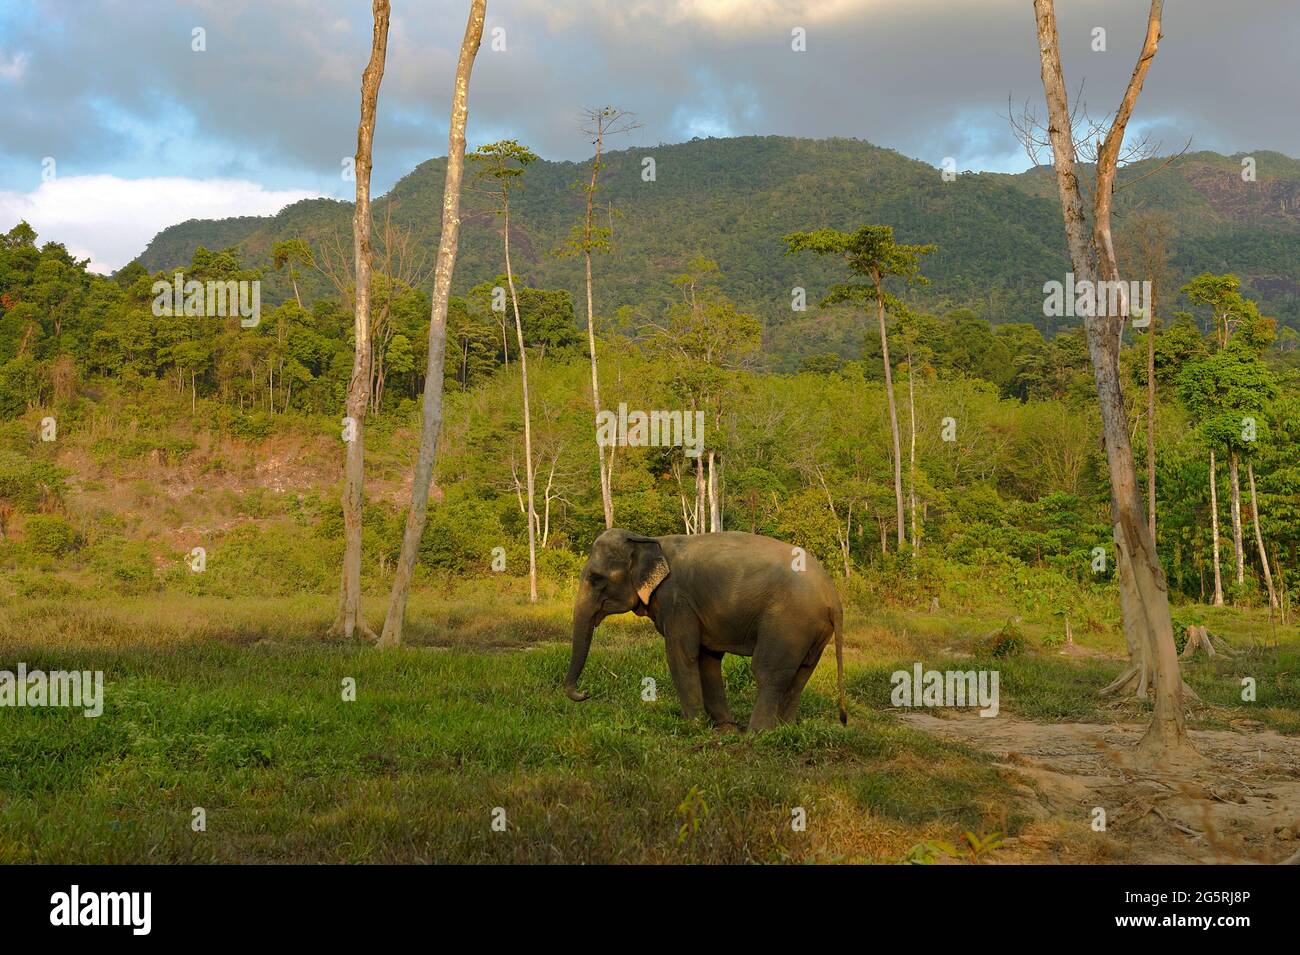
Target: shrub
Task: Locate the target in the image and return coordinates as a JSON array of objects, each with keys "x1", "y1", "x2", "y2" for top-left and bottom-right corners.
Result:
[
  {"x1": 227, "y1": 411, "x2": 275, "y2": 440},
  {"x1": 538, "y1": 547, "x2": 585, "y2": 584},
  {"x1": 24, "y1": 514, "x2": 77, "y2": 557},
  {"x1": 418, "y1": 495, "x2": 506, "y2": 574},
  {"x1": 975, "y1": 621, "x2": 1027, "y2": 658},
  {"x1": 0, "y1": 452, "x2": 67, "y2": 512},
  {"x1": 88, "y1": 538, "x2": 157, "y2": 594},
  {"x1": 193, "y1": 523, "x2": 333, "y2": 596}
]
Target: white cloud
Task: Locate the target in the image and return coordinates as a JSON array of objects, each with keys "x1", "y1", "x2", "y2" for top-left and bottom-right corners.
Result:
[
  {"x1": 0, "y1": 51, "x2": 29, "y2": 81},
  {"x1": 0, "y1": 176, "x2": 323, "y2": 274}
]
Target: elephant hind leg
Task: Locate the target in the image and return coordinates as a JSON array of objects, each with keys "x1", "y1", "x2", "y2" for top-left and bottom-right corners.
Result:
[
  {"x1": 747, "y1": 680, "x2": 788, "y2": 732},
  {"x1": 779, "y1": 662, "x2": 818, "y2": 724},
  {"x1": 781, "y1": 631, "x2": 832, "y2": 722},
  {"x1": 749, "y1": 616, "x2": 818, "y2": 732}
]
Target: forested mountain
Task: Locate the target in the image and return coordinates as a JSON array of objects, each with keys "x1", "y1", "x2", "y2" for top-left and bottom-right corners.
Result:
[
  {"x1": 7, "y1": 131, "x2": 1299, "y2": 616},
  {"x1": 135, "y1": 136, "x2": 1300, "y2": 364}
]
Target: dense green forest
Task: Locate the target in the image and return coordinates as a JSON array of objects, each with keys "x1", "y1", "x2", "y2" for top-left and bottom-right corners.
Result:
[
  {"x1": 136, "y1": 137, "x2": 1300, "y2": 366},
  {"x1": 3, "y1": 205, "x2": 1298, "y2": 612}
]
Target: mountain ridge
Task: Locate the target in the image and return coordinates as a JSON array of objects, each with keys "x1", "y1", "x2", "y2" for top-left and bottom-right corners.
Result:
[{"x1": 134, "y1": 136, "x2": 1300, "y2": 344}]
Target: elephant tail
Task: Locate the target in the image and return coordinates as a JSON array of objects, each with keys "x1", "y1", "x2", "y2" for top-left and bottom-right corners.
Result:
[{"x1": 833, "y1": 603, "x2": 846, "y2": 725}]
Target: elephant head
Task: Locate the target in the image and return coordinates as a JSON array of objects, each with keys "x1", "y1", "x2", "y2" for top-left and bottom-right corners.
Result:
[{"x1": 564, "y1": 529, "x2": 670, "y2": 702}]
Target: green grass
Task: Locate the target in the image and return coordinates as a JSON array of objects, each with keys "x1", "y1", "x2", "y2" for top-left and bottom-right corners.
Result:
[
  {"x1": 1, "y1": 587, "x2": 1294, "y2": 863},
  {"x1": 0, "y1": 595, "x2": 1025, "y2": 863}
]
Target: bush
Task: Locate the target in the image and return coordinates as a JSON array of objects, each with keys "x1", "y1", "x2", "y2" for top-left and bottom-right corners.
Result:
[
  {"x1": 0, "y1": 451, "x2": 67, "y2": 512},
  {"x1": 772, "y1": 487, "x2": 841, "y2": 571},
  {"x1": 88, "y1": 538, "x2": 157, "y2": 594},
  {"x1": 191, "y1": 523, "x2": 333, "y2": 597},
  {"x1": 24, "y1": 514, "x2": 77, "y2": 557},
  {"x1": 975, "y1": 621, "x2": 1027, "y2": 658},
  {"x1": 226, "y1": 410, "x2": 275, "y2": 440},
  {"x1": 418, "y1": 495, "x2": 506, "y2": 574},
  {"x1": 538, "y1": 547, "x2": 585, "y2": 584}
]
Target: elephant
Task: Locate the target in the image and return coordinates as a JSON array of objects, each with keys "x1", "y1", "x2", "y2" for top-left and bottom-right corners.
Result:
[{"x1": 564, "y1": 528, "x2": 846, "y2": 732}]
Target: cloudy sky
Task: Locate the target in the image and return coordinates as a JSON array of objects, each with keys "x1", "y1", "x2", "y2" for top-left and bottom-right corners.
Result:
[{"x1": 1, "y1": 0, "x2": 1296, "y2": 272}]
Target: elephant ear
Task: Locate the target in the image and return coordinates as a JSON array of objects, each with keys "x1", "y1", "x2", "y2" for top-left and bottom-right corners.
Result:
[{"x1": 629, "y1": 536, "x2": 670, "y2": 605}]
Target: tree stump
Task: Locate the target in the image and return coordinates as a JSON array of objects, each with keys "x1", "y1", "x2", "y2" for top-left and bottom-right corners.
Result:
[{"x1": 1180, "y1": 624, "x2": 1233, "y2": 660}]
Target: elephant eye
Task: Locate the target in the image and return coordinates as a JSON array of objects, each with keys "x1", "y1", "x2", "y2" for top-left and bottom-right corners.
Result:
[{"x1": 588, "y1": 572, "x2": 605, "y2": 586}]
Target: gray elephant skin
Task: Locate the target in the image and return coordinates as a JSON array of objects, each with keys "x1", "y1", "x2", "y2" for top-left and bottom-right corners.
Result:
[{"x1": 564, "y1": 528, "x2": 846, "y2": 732}]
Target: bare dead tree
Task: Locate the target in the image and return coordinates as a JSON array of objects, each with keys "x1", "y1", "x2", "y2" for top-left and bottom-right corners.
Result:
[
  {"x1": 1020, "y1": 0, "x2": 1201, "y2": 765},
  {"x1": 371, "y1": 209, "x2": 434, "y2": 414},
  {"x1": 811, "y1": 463, "x2": 853, "y2": 579},
  {"x1": 331, "y1": 0, "x2": 390, "y2": 643},
  {"x1": 538, "y1": 447, "x2": 574, "y2": 548},
  {"x1": 377, "y1": 0, "x2": 487, "y2": 647}
]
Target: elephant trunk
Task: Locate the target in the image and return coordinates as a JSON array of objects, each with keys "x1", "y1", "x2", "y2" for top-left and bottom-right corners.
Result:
[{"x1": 564, "y1": 590, "x2": 597, "y2": 702}]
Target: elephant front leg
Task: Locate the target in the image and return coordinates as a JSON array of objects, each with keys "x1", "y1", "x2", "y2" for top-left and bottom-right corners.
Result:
[
  {"x1": 699, "y1": 650, "x2": 737, "y2": 731},
  {"x1": 664, "y1": 639, "x2": 704, "y2": 722}
]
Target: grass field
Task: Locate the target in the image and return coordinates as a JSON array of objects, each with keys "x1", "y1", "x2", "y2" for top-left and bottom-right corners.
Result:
[{"x1": 2, "y1": 581, "x2": 1295, "y2": 864}]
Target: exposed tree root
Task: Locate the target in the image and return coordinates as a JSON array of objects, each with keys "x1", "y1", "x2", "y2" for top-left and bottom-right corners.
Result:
[
  {"x1": 1099, "y1": 661, "x2": 1199, "y2": 702},
  {"x1": 328, "y1": 617, "x2": 379, "y2": 644},
  {"x1": 1134, "y1": 721, "x2": 1210, "y2": 771}
]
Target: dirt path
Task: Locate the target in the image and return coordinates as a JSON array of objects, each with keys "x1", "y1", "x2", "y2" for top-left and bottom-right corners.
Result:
[{"x1": 897, "y1": 711, "x2": 1300, "y2": 864}]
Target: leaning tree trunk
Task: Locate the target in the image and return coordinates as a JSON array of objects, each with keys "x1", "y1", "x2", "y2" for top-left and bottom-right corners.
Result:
[
  {"x1": 1146, "y1": 286, "x2": 1157, "y2": 540},
  {"x1": 503, "y1": 199, "x2": 539, "y2": 603},
  {"x1": 1033, "y1": 0, "x2": 1199, "y2": 765},
  {"x1": 1247, "y1": 461, "x2": 1278, "y2": 609},
  {"x1": 1229, "y1": 450, "x2": 1245, "y2": 589},
  {"x1": 874, "y1": 281, "x2": 905, "y2": 549},
  {"x1": 1210, "y1": 448, "x2": 1225, "y2": 606},
  {"x1": 376, "y1": 0, "x2": 486, "y2": 647},
  {"x1": 332, "y1": 0, "x2": 390, "y2": 642}
]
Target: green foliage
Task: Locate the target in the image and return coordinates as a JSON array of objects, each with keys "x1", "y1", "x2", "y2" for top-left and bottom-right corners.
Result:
[
  {"x1": 4, "y1": 194, "x2": 1300, "y2": 609},
  {"x1": 87, "y1": 538, "x2": 157, "y2": 594},
  {"x1": 974, "y1": 621, "x2": 1027, "y2": 659},
  {"x1": 23, "y1": 513, "x2": 77, "y2": 557},
  {"x1": 130, "y1": 141, "x2": 1300, "y2": 350},
  {"x1": 0, "y1": 451, "x2": 66, "y2": 512}
]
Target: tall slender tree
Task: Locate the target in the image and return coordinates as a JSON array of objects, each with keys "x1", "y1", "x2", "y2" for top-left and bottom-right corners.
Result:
[
  {"x1": 271, "y1": 239, "x2": 313, "y2": 309},
  {"x1": 1209, "y1": 448, "x2": 1225, "y2": 605},
  {"x1": 1180, "y1": 306, "x2": 1281, "y2": 609},
  {"x1": 470, "y1": 139, "x2": 541, "y2": 602},
  {"x1": 377, "y1": 0, "x2": 487, "y2": 647},
  {"x1": 1184, "y1": 274, "x2": 1257, "y2": 591},
  {"x1": 1026, "y1": 0, "x2": 1199, "y2": 763},
  {"x1": 783, "y1": 226, "x2": 934, "y2": 550},
  {"x1": 1247, "y1": 460, "x2": 1278, "y2": 609},
  {"x1": 332, "y1": 0, "x2": 390, "y2": 642},
  {"x1": 563, "y1": 106, "x2": 638, "y2": 530}
]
